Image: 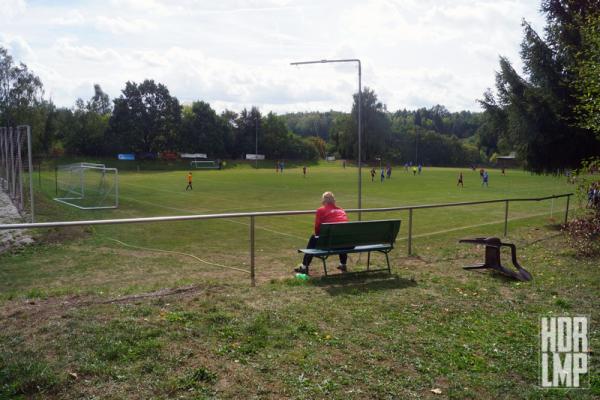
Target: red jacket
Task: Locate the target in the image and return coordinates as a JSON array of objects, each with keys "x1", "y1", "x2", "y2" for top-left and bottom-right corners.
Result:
[{"x1": 314, "y1": 203, "x2": 348, "y2": 235}]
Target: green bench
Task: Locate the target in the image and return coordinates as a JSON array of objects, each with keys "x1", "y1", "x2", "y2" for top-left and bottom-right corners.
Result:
[{"x1": 298, "y1": 219, "x2": 401, "y2": 276}]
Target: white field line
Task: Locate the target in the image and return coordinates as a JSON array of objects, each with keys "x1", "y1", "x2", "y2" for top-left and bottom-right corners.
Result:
[
  {"x1": 397, "y1": 208, "x2": 575, "y2": 241},
  {"x1": 117, "y1": 196, "x2": 307, "y2": 241},
  {"x1": 112, "y1": 194, "x2": 572, "y2": 244},
  {"x1": 118, "y1": 181, "x2": 304, "y2": 212}
]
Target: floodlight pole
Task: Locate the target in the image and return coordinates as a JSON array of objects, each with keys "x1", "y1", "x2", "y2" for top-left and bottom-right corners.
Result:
[
  {"x1": 255, "y1": 115, "x2": 259, "y2": 169},
  {"x1": 290, "y1": 58, "x2": 362, "y2": 220}
]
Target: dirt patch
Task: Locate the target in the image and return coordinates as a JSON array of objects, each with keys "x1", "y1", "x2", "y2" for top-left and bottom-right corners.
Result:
[
  {"x1": 37, "y1": 225, "x2": 91, "y2": 244},
  {"x1": 0, "y1": 285, "x2": 209, "y2": 326}
]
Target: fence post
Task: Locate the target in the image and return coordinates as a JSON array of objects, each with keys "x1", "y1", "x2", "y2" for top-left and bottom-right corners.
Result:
[
  {"x1": 408, "y1": 208, "x2": 413, "y2": 255},
  {"x1": 250, "y1": 216, "x2": 256, "y2": 287},
  {"x1": 26, "y1": 126, "x2": 34, "y2": 223},
  {"x1": 564, "y1": 195, "x2": 570, "y2": 226},
  {"x1": 503, "y1": 200, "x2": 509, "y2": 237}
]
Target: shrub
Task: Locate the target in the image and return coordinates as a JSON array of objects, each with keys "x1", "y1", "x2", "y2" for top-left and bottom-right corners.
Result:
[{"x1": 563, "y1": 210, "x2": 600, "y2": 257}]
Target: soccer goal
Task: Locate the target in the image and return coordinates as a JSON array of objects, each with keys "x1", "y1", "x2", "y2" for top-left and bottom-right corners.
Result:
[
  {"x1": 190, "y1": 160, "x2": 219, "y2": 169},
  {"x1": 54, "y1": 163, "x2": 119, "y2": 209}
]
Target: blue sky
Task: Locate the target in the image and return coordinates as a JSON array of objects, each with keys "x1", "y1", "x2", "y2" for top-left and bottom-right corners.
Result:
[{"x1": 0, "y1": 0, "x2": 546, "y2": 113}]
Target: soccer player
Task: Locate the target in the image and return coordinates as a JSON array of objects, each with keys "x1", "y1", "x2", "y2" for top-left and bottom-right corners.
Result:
[
  {"x1": 295, "y1": 192, "x2": 349, "y2": 275},
  {"x1": 370, "y1": 167, "x2": 376, "y2": 182},
  {"x1": 380, "y1": 168, "x2": 385, "y2": 183},
  {"x1": 418, "y1": 164, "x2": 422, "y2": 174},
  {"x1": 303, "y1": 166, "x2": 307, "y2": 178},
  {"x1": 186, "y1": 172, "x2": 193, "y2": 190},
  {"x1": 412, "y1": 166, "x2": 417, "y2": 176},
  {"x1": 386, "y1": 165, "x2": 392, "y2": 179},
  {"x1": 457, "y1": 172, "x2": 464, "y2": 187},
  {"x1": 482, "y1": 170, "x2": 489, "y2": 187}
]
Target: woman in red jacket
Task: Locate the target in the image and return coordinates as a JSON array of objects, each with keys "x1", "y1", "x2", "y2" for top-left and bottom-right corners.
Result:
[{"x1": 294, "y1": 191, "x2": 349, "y2": 275}]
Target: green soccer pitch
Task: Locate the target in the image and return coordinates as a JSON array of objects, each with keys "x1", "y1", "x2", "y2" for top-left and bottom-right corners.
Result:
[{"x1": 24, "y1": 161, "x2": 573, "y2": 284}]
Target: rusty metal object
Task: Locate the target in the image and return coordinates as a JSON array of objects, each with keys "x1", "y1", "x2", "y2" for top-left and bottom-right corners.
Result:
[{"x1": 459, "y1": 237, "x2": 532, "y2": 281}]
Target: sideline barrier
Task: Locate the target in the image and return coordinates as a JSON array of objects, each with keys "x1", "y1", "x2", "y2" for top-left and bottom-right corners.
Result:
[{"x1": 0, "y1": 193, "x2": 573, "y2": 286}]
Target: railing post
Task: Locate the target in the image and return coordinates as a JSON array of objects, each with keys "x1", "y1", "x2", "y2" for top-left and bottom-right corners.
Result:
[
  {"x1": 250, "y1": 216, "x2": 256, "y2": 287},
  {"x1": 26, "y1": 126, "x2": 34, "y2": 223},
  {"x1": 408, "y1": 208, "x2": 413, "y2": 255},
  {"x1": 564, "y1": 195, "x2": 570, "y2": 226},
  {"x1": 503, "y1": 200, "x2": 509, "y2": 237}
]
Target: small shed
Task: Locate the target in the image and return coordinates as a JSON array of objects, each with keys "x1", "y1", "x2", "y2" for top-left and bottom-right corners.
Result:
[{"x1": 496, "y1": 152, "x2": 518, "y2": 168}]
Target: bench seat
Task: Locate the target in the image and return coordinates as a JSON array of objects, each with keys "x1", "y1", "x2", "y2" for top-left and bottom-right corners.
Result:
[
  {"x1": 297, "y1": 220, "x2": 401, "y2": 276},
  {"x1": 298, "y1": 243, "x2": 393, "y2": 256}
]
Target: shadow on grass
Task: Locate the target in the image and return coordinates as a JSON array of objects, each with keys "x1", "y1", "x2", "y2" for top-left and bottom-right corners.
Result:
[
  {"x1": 461, "y1": 266, "x2": 531, "y2": 284},
  {"x1": 310, "y1": 272, "x2": 417, "y2": 296}
]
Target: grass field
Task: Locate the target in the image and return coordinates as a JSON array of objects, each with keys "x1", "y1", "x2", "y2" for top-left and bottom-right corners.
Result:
[{"x1": 0, "y1": 161, "x2": 598, "y2": 399}]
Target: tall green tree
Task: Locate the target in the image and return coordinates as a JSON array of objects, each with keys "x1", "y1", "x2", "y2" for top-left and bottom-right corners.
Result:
[
  {"x1": 87, "y1": 84, "x2": 111, "y2": 115},
  {"x1": 0, "y1": 47, "x2": 43, "y2": 126},
  {"x1": 180, "y1": 101, "x2": 231, "y2": 157},
  {"x1": 347, "y1": 87, "x2": 390, "y2": 161},
  {"x1": 480, "y1": 1, "x2": 600, "y2": 172},
  {"x1": 233, "y1": 107, "x2": 261, "y2": 158},
  {"x1": 574, "y1": 13, "x2": 600, "y2": 136},
  {"x1": 109, "y1": 80, "x2": 181, "y2": 153}
]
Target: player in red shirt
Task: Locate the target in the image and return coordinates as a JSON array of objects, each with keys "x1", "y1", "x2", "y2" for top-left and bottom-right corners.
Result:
[{"x1": 295, "y1": 191, "x2": 349, "y2": 275}]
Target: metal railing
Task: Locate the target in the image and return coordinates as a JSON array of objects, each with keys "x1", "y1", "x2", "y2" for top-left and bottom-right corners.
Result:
[{"x1": 0, "y1": 193, "x2": 573, "y2": 286}]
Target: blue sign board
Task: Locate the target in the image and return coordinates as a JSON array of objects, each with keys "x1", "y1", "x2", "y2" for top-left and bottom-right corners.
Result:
[{"x1": 118, "y1": 153, "x2": 135, "y2": 161}]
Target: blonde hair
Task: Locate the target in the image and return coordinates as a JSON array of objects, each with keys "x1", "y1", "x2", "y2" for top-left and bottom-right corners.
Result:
[{"x1": 321, "y1": 191, "x2": 336, "y2": 204}]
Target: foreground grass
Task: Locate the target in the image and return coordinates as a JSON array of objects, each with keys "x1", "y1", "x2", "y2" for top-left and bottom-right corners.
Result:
[{"x1": 0, "y1": 222, "x2": 598, "y2": 399}]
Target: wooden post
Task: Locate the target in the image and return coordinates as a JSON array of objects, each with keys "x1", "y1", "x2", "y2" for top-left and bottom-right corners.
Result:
[
  {"x1": 408, "y1": 208, "x2": 413, "y2": 255},
  {"x1": 250, "y1": 216, "x2": 256, "y2": 287},
  {"x1": 504, "y1": 200, "x2": 509, "y2": 237}
]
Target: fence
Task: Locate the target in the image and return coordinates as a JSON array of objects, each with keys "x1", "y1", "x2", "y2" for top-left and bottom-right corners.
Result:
[
  {"x1": 0, "y1": 193, "x2": 573, "y2": 285},
  {"x1": 0, "y1": 125, "x2": 34, "y2": 222}
]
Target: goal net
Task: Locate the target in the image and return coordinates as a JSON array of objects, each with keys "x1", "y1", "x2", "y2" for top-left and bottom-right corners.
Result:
[
  {"x1": 190, "y1": 160, "x2": 219, "y2": 169},
  {"x1": 0, "y1": 125, "x2": 34, "y2": 221},
  {"x1": 54, "y1": 163, "x2": 119, "y2": 209}
]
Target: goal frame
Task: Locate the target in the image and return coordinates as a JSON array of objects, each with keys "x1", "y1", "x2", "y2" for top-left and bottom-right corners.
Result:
[
  {"x1": 54, "y1": 163, "x2": 119, "y2": 210},
  {"x1": 190, "y1": 160, "x2": 219, "y2": 169}
]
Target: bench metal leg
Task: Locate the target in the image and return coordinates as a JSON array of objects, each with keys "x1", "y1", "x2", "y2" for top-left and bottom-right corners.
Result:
[
  {"x1": 384, "y1": 251, "x2": 391, "y2": 274},
  {"x1": 367, "y1": 252, "x2": 371, "y2": 270},
  {"x1": 321, "y1": 257, "x2": 328, "y2": 276}
]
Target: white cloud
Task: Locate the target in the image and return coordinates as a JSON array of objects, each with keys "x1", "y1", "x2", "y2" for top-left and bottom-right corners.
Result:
[
  {"x1": 0, "y1": 0, "x2": 26, "y2": 19},
  {"x1": 0, "y1": 34, "x2": 35, "y2": 63},
  {"x1": 95, "y1": 16, "x2": 153, "y2": 34},
  {"x1": 51, "y1": 10, "x2": 85, "y2": 26},
  {"x1": 54, "y1": 38, "x2": 121, "y2": 63},
  {"x1": 0, "y1": 0, "x2": 547, "y2": 112}
]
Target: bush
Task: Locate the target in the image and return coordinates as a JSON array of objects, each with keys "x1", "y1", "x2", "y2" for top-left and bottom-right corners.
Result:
[{"x1": 563, "y1": 211, "x2": 600, "y2": 257}]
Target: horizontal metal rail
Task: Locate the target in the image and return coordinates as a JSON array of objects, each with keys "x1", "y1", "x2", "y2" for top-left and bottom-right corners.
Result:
[
  {"x1": 0, "y1": 193, "x2": 573, "y2": 286},
  {"x1": 0, "y1": 193, "x2": 573, "y2": 230}
]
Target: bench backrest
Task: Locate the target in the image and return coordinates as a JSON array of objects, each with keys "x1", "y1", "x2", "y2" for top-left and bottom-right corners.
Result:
[{"x1": 315, "y1": 220, "x2": 401, "y2": 250}]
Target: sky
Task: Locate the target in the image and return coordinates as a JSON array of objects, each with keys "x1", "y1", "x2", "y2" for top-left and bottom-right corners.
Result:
[{"x1": 0, "y1": 0, "x2": 546, "y2": 114}]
